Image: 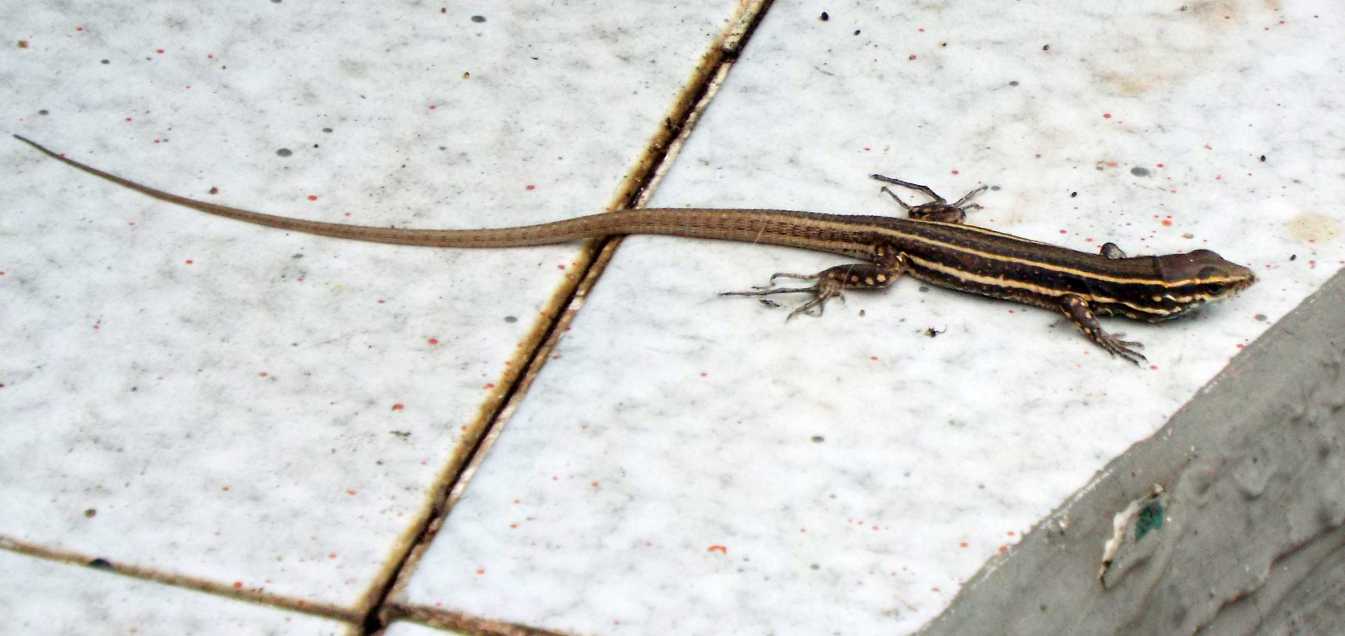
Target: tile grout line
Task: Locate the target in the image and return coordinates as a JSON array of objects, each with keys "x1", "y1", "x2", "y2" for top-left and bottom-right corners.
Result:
[
  {"x1": 0, "y1": 3, "x2": 774, "y2": 633},
  {"x1": 0, "y1": 535, "x2": 359, "y2": 626},
  {"x1": 364, "y1": 2, "x2": 777, "y2": 633}
]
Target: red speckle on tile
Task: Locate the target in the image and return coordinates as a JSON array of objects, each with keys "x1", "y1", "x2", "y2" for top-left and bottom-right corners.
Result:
[
  {"x1": 346, "y1": 489, "x2": 357, "y2": 496},
  {"x1": 208, "y1": 53, "x2": 215, "y2": 59},
  {"x1": 1161, "y1": 218, "x2": 1173, "y2": 227},
  {"x1": 233, "y1": 581, "x2": 244, "y2": 590},
  {"x1": 125, "y1": 117, "x2": 133, "y2": 122},
  {"x1": 1156, "y1": 162, "x2": 1165, "y2": 168},
  {"x1": 1215, "y1": 175, "x2": 1223, "y2": 181},
  {"x1": 184, "y1": 259, "x2": 193, "y2": 265},
  {"x1": 92, "y1": 319, "x2": 101, "y2": 331},
  {"x1": 525, "y1": 184, "x2": 536, "y2": 191},
  {"x1": 869, "y1": 355, "x2": 879, "y2": 361},
  {"x1": 908, "y1": 54, "x2": 917, "y2": 60},
  {"x1": 707, "y1": 545, "x2": 728, "y2": 555},
  {"x1": 1102, "y1": 112, "x2": 1112, "y2": 119},
  {"x1": 998, "y1": 545, "x2": 1009, "y2": 555},
  {"x1": 328, "y1": 553, "x2": 337, "y2": 559},
  {"x1": 428, "y1": 104, "x2": 437, "y2": 110},
  {"x1": 959, "y1": 541, "x2": 969, "y2": 548},
  {"x1": 1204, "y1": 144, "x2": 1213, "y2": 150},
  {"x1": 258, "y1": 371, "x2": 268, "y2": 378},
  {"x1": 475, "y1": 567, "x2": 486, "y2": 575},
  {"x1": 0, "y1": 271, "x2": 6, "y2": 276},
  {"x1": 950, "y1": 169, "x2": 960, "y2": 175},
  {"x1": 1084, "y1": 237, "x2": 1094, "y2": 243},
  {"x1": 75, "y1": 25, "x2": 84, "y2": 32},
  {"x1": 377, "y1": 298, "x2": 385, "y2": 304},
  {"x1": 1309, "y1": 260, "x2": 1317, "y2": 269},
  {"x1": 155, "y1": 48, "x2": 164, "y2": 54},
  {"x1": 1149, "y1": 364, "x2": 1159, "y2": 371},
  {"x1": 306, "y1": 194, "x2": 318, "y2": 202},
  {"x1": 483, "y1": 383, "x2": 495, "y2": 389},
  {"x1": 1058, "y1": 228, "x2": 1067, "y2": 234},
  {"x1": 1236, "y1": 343, "x2": 1246, "y2": 350},
  {"x1": 509, "y1": 523, "x2": 519, "y2": 529},
  {"x1": 1007, "y1": 530, "x2": 1017, "y2": 537},
  {"x1": 427, "y1": 337, "x2": 439, "y2": 346},
  {"x1": 391, "y1": 403, "x2": 405, "y2": 411},
  {"x1": 18, "y1": 40, "x2": 29, "y2": 48},
  {"x1": 590, "y1": 480, "x2": 600, "y2": 489},
  {"x1": 932, "y1": 586, "x2": 941, "y2": 592},
  {"x1": 918, "y1": 27, "x2": 925, "y2": 32},
  {"x1": 556, "y1": 263, "x2": 566, "y2": 270}
]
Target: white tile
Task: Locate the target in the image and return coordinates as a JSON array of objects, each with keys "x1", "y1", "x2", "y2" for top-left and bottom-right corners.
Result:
[
  {"x1": 383, "y1": 621, "x2": 464, "y2": 636},
  {"x1": 1, "y1": 1, "x2": 738, "y2": 612},
  {"x1": 397, "y1": 0, "x2": 1343, "y2": 633},
  {"x1": 0, "y1": 550, "x2": 350, "y2": 636}
]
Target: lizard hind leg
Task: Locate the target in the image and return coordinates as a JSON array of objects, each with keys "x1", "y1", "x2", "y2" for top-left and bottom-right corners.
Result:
[
  {"x1": 870, "y1": 174, "x2": 986, "y2": 224},
  {"x1": 720, "y1": 260, "x2": 905, "y2": 320}
]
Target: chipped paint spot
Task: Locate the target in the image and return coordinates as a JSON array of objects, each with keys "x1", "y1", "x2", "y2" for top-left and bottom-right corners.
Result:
[{"x1": 1286, "y1": 213, "x2": 1340, "y2": 243}]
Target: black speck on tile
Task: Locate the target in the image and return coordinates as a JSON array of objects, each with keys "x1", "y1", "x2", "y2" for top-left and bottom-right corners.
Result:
[
  {"x1": 820, "y1": 11, "x2": 829, "y2": 21},
  {"x1": 276, "y1": 148, "x2": 292, "y2": 157},
  {"x1": 1130, "y1": 166, "x2": 1150, "y2": 177},
  {"x1": 471, "y1": 15, "x2": 486, "y2": 23}
]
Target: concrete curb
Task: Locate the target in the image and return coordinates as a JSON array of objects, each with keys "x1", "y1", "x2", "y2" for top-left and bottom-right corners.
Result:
[{"x1": 925, "y1": 270, "x2": 1345, "y2": 634}]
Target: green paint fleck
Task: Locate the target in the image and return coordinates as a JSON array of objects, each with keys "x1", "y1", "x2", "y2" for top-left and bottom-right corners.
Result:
[{"x1": 1135, "y1": 500, "x2": 1164, "y2": 541}]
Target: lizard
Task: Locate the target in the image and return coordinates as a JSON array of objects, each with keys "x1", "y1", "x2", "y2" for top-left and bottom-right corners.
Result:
[{"x1": 12, "y1": 134, "x2": 1257, "y2": 364}]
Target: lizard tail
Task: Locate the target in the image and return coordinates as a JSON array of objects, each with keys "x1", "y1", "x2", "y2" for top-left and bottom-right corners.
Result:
[{"x1": 14, "y1": 135, "x2": 873, "y2": 258}]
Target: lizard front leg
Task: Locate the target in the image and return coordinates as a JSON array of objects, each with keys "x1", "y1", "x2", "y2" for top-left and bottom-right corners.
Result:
[
  {"x1": 1060, "y1": 294, "x2": 1147, "y2": 364},
  {"x1": 721, "y1": 255, "x2": 907, "y2": 320}
]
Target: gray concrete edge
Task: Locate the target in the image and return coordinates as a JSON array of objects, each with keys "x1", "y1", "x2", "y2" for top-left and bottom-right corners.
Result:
[{"x1": 924, "y1": 269, "x2": 1345, "y2": 635}]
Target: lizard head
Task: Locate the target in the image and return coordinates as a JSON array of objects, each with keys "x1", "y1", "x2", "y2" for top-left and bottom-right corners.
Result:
[{"x1": 1150, "y1": 249, "x2": 1257, "y2": 317}]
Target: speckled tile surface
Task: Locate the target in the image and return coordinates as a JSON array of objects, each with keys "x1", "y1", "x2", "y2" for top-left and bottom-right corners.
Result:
[
  {"x1": 382, "y1": 622, "x2": 465, "y2": 636},
  {"x1": 0, "y1": 550, "x2": 351, "y2": 635},
  {"x1": 395, "y1": 1, "x2": 1343, "y2": 633},
  {"x1": 1, "y1": 0, "x2": 737, "y2": 620}
]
